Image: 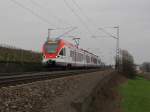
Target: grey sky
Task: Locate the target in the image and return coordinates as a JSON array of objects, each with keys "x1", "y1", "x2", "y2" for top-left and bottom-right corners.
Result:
[{"x1": 0, "y1": 0, "x2": 150, "y2": 64}]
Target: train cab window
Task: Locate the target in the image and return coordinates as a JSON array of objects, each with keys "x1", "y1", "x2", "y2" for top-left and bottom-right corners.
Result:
[
  {"x1": 45, "y1": 43, "x2": 58, "y2": 53},
  {"x1": 59, "y1": 48, "x2": 66, "y2": 56}
]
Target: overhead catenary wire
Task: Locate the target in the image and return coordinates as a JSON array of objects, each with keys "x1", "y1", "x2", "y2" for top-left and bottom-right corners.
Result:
[
  {"x1": 63, "y1": 0, "x2": 94, "y2": 36},
  {"x1": 71, "y1": 0, "x2": 94, "y2": 25},
  {"x1": 56, "y1": 27, "x2": 78, "y2": 39},
  {"x1": 10, "y1": 0, "x2": 73, "y2": 30},
  {"x1": 10, "y1": 0, "x2": 54, "y2": 25},
  {"x1": 30, "y1": 0, "x2": 72, "y2": 26},
  {"x1": 71, "y1": 0, "x2": 101, "y2": 36},
  {"x1": 71, "y1": 0, "x2": 117, "y2": 39},
  {"x1": 98, "y1": 28, "x2": 118, "y2": 39}
]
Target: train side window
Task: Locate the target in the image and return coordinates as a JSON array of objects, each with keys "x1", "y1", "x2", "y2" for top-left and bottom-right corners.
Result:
[
  {"x1": 70, "y1": 50, "x2": 74, "y2": 57},
  {"x1": 70, "y1": 51, "x2": 72, "y2": 57}
]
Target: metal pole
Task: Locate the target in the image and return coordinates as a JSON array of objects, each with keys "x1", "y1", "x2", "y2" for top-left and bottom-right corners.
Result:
[
  {"x1": 21, "y1": 50, "x2": 24, "y2": 65},
  {"x1": 113, "y1": 26, "x2": 119, "y2": 71},
  {"x1": 116, "y1": 26, "x2": 120, "y2": 71},
  {"x1": 98, "y1": 26, "x2": 120, "y2": 71}
]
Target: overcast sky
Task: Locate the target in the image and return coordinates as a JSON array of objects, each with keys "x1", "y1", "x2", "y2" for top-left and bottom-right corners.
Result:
[{"x1": 0, "y1": 0, "x2": 150, "y2": 64}]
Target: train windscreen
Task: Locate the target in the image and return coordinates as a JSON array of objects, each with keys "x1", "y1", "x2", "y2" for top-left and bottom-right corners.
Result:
[{"x1": 45, "y1": 43, "x2": 58, "y2": 53}]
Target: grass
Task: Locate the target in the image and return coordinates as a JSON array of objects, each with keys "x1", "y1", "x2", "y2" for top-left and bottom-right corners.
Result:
[{"x1": 119, "y1": 76, "x2": 150, "y2": 112}]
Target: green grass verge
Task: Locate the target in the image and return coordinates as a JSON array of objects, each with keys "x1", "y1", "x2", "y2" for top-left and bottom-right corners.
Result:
[{"x1": 119, "y1": 76, "x2": 150, "y2": 112}]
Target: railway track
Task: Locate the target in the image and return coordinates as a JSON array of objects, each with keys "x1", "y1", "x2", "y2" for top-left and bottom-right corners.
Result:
[{"x1": 0, "y1": 69, "x2": 103, "y2": 87}]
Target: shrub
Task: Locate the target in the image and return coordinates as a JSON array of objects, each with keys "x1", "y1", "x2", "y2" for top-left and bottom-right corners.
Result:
[{"x1": 120, "y1": 50, "x2": 136, "y2": 79}]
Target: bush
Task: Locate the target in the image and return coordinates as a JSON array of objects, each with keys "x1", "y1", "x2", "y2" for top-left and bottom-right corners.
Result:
[{"x1": 120, "y1": 50, "x2": 136, "y2": 79}]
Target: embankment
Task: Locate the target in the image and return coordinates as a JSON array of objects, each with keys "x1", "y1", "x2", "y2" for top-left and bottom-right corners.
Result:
[{"x1": 0, "y1": 70, "x2": 125, "y2": 112}]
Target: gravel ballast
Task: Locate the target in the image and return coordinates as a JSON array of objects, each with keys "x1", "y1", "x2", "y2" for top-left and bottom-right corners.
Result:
[{"x1": 0, "y1": 70, "x2": 113, "y2": 112}]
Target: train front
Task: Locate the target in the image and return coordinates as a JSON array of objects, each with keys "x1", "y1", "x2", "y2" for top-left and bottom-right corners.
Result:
[{"x1": 42, "y1": 39, "x2": 62, "y2": 67}]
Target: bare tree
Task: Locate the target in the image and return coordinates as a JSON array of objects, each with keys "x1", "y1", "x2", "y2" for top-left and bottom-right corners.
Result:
[{"x1": 141, "y1": 62, "x2": 150, "y2": 72}]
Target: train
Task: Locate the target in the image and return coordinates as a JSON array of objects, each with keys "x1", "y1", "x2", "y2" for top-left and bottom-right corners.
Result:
[{"x1": 42, "y1": 39, "x2": 102, "y2": 68}]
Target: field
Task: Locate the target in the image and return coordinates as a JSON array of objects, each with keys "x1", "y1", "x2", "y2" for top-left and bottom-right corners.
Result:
[{"x1": 119, "y1": 76, "x2": 150, "y2": 112}]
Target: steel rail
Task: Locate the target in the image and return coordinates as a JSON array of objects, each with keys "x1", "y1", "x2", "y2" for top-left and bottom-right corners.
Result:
[{"x1": 0, "y1": 69, "x2": 103, "y2": 86}]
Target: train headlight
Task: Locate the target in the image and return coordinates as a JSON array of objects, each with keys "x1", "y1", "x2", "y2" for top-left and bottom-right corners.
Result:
[{"x1": 43, "y1": 55, "x2": 46, "y2": 59}]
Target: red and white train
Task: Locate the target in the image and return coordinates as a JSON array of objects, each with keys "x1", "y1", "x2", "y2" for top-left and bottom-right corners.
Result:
[{"x1": 42, "y1": 39, "x2": 102, "y2": 68}]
